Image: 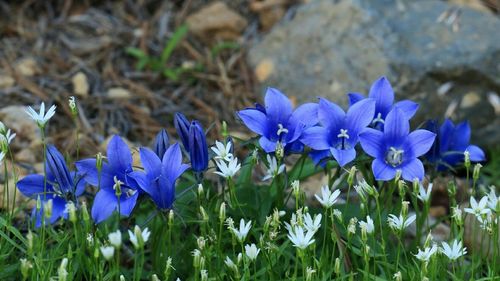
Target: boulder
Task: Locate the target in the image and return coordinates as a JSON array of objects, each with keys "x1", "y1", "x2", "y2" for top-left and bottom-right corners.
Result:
[{"x1": 248, "y1": 0, "x2": 500, "y2": 146}]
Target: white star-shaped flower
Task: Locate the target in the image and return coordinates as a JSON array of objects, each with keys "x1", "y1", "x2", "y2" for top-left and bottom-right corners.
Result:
[
  {"x1": 314, "y1": 185, "x2": 341, "y2": 208},
  {"x1": 25, "y1": 102, "x2": 56, "y2": 127}
]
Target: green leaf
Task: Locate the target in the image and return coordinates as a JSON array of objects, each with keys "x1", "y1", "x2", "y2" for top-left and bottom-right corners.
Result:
[
  {"x1": 160, "y1": 24, "x2": 189, "y2": 65},
  {"x1": 125, "y1": 47, "x2": 146, "y2": 58}
]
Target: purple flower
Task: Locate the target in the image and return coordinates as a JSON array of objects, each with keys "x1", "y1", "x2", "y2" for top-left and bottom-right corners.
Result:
[
  {"x1": 131, "y1": 143, "x2": 189, "y2": 210},
  {"x1": 189, "y1": 121, "x2": 208, "y2": 172},
  {"x1": 238, "y1": 88, "x2": 318, "y2": 153},
  {"x1": 348, "y1": 77, "x2": 419, "y2": 130},
  {"x1": 153, "y1": 129, "x2": 170, "y2": 159},
  {"x1": 424, "y1": 119, "x2": 485, "y2": 170},
  {"x1": 17, "y1": 145, "x2": 85, "y2": 227},
  {"x1": 301, "y1": 98, "x2": 376, "y2": 167},
  {"x1": 75, "y1": 135, "x2": 139, "y2": 224},
  {"x1": 359, "y1": 108, "x2": 436, "y2": 181}
]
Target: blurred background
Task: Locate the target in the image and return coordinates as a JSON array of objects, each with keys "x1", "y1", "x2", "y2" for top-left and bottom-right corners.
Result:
[{"x1": 0, "y1": 0, "x2": 498, "y2": 161}]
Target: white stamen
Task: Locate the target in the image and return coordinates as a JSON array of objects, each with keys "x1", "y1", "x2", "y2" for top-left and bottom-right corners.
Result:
[
  {"x1": 276, "y1": 123, "x2": 289, "y2": 136},
  {"x1": 372, "y1": 112, "x2": 385, "y2": 125},
  {"x1": 337, "y1": 129, "x2": 349, "y2": 139}
]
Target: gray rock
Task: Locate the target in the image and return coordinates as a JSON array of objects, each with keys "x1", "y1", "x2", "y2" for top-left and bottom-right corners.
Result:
[{"x1": 248, "y1": 0, "x2": 500, "y2": 146}]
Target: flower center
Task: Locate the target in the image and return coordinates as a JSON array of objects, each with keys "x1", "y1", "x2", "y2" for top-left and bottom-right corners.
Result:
[
  {"x1": 385, "y1": 147, "x2": 404, "y2": 167},
  {"x1": 335, "y1": 129, "x2": 351, "y2": 150},
  {"x1": 276, "y1": 123, "x2": 288, "y2": 136},
  {"x1": 372, "y1": 112, "x2": 385, "y2": 125}
]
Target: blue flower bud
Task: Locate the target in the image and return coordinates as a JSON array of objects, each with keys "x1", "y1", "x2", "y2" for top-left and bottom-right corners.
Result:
[
  {"x1": 189, "y1": 121, "x2": 208, "y2": 172},
  {"x1": 174, "y1": 113, "x2": 191, "y2": 152},
  {"x1": 153, "y1": 129, "x2": 170, "y2": 158}
]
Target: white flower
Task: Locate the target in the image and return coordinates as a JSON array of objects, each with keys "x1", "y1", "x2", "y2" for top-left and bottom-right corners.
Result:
[
  {"x1": 441, "y1": 240, "x2": 467, "y2": 260},
  {"x1": 244, "y1": 244, "x2": 260, "y2": 261},
  {"x1": 287, "y1": 226, "x2": 315, "y2": 250},
  {"x1": 100, "y1": 246, "x2": 115, "y2": 260},
  {"x1": 57, "y1": 258, "x2": 68, "y2": 281},
  {"x1": 224, "y1": 256, "x2": 237, "y2": 270},
  {"x1": 230, "y1": 219, "x2": 252, "y2": 243},
  {"x1": 128, "y1": 225, "x2": 151, "y2": 249},
  {"x1": 262, "y1": 155, "x2": 285, "y2": 181},
  {"x1": 25, "y1": 102, "x2": 56, "y2": 127},
  {"x1": 388, "y1": 214, "x2": 416, "y2": 231},
  {"x1": 211, "y1": 141, "x2": 233, "y2": 162},
  {"x1": 303, "y1": 213, "x2": 322, "y2": 234},
  {"x1": 464, "y1": 196, "x2": 491, "y2": 217},
  {"x1": 86, "y1": 233, "x2": 94, "y2": 245},
  {"x1": 108, "y1": 230, "x2": 122, "y2": 248},
  {"x1": 214, "y1": 157, "x2": 241, "y2": 178},
  {"x1": 359, "y1": 215, "x2": 374, "y2": 234},
  {"x1": 314, "y1": 185, "x2": 341, "y2": 208},
  {"x1": 417, "y1": 183, "x2": 433, "y2": 203},
  {"x1": 354, "y1": 180, "x2": 375, "y2": 201},
  {"x1": 0, "y1": 129, "x2": 16, "y2": 148},
  {"x1": 414, "y1": 244, "x2": 438, "y2": 262},
  {"x1": 487, "y1": 187, "x2": 499, "y2": 212}
]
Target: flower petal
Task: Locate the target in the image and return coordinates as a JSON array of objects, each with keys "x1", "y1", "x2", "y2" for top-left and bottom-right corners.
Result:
[
  {"x1": 259, "y1": 137, "x2": 277, "y2": 153},
  {"x1": 345, "y1": 98, "x2": 376, "y2": 138},
  {"x1": 118, "y1": 191, "x2": 139, "y2": 217},
  {"x1": 162, "y1": 143, "x2": 189, "y2": 182},
  {"x1": 401, "y1": 158, "x2": 424, "y2": 181},
  {"x1": 91, "y1": 188, "x2": 118, "y2": 224},
  {"x1": 75, "y1": 159, "x2": 114, "y2": 189},
  {"x1": 318, "y1": 98, "x2": 345, "y2": 130},
  {"x1": 372, "y1": 158, "x2": 397, "y2": 181},
  {"x1": 107, "y1": 135, "x2": 133, "y2": 173},
  {"x1": 466, "y1": 145, "x2": 486, "y2": 162},
  {"x1": 174, "y1": 112, "x2": 191, "y2": 152},
  {"x1": 383, "y1": 108, "x2": 409, "y2": 146},
  {"x1": 330, "y1": 147, "x2": 356, "y2": 167},
  {"x1": 46, "y1": 145, "x2": 73, "y2": 194},
  {"x1": 300, "y1": 127, "x2": 331, "y2": 150},
  {"x1": 140, "y1": 147, "x2": 161, "y2": 178},
  {"x1": 16, "y1": 174, "x2": 52, "y2": 198},
  {"x1": 309, "y1": 150, "x2": 331, "y2": 166},
  {"x1": 404, "y1": 129, "x2": 436, "y2": 157},
  {"x1": 158, "y1": 175, "x2": 175, "y2": 209},
  {"x1": 348, "y1": 92, "x2": 365, "y2": 106},
  {"x1": 359, "y1": 128, "x2": 384, "y2": 158},
  {"x1": 451, "y1": 121, "x2": 471, "y2": 150},
  {"x1": 439, "y1": 119, "x2": 455, "y2": 152},
  {"x1": 394, "y1": 100, "x2": 419, "y2": 120},
  {"x1": 368, "y1": 76, "x2": 394, "y2": 117},
  {"x1": 238, "y1": 109, "x2": 268, "y2": 136},
  {"x1": 265, "y1": 88, "x2": 293, "y2": 124},
  {"x1": 291, "y1": 103, "x2": 318, "y2": 127},
  {"x1": 188, "y1": 122, "x2": 208, "y2": 172}
]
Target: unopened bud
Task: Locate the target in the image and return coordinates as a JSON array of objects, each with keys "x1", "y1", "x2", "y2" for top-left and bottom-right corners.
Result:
[
  {"x1": 423, "y1": 232, "x2": 433, "y2": 248},
  {"x1": 197, "y1": 184, "x2": 204, "y2": 199},
  {"x1": 201, "y1": 270, "x2": 208, "y2": 281},
  {"x1": 222, "y1": 121, "x2": 228, "y2": 138},
  {"x1": 447, "y1": 182, "x2": 457, "y2": 197},
  {"x1": 464, "y1": 150, "x2": 470, "y2": 169},
  {"x1": 275, "y1": 142, "x2": 284, "y2": 160},
  {"x1": 394, "y1": 169, "x2": 402, "y2": 183},
  {"x1": 96, "y1": 152, "x2": 103, "y2": 171},
  {"x1": 44, "y1": 199, "x2": 53, "y2": 219},
  {"x1": 68, "y1": 96, "x2": 78, "y2": 116},
  {"x1": 412, "y1": 178, "x2": 420, "y2": 195},
  {"x1": 473, "y1": 163, "x2": 482, "y2": 180},
  {"x1": 398, "y1": 180, "x2": 407, "y2": 198},
  {"x1": 347, "y1": 166, "x2": 357, "y2": 187},
  {"x1": 66, "y1": 202, "x2": 77, "y2": 223},
  {"x1": 113, "y1": 176, "x2": 123, "y2": 197},
  {"x1": 81, "y1": 201, "x2": 90, "y2": 222},
  {"x1": 197, "y1": 236, "x2": 206, "y2": 250},
  {"x1": 164, "y1": 257, "x2": 173, "y2": 280},
  {"x1": 292, "y1": 180, "x2": 300, "y2": 198},
  {"x1": 57, "y1": 258, "x2": 69, "y2": 281},
  {"x1": 219, "y1": 202, "x2": 226, "y2": 222},
  {"x1": 401, "y1": 201, "x2": 410, "y2": 218},
  {"x1": 394, "y1": 271, "x2": 402, "y2": 281},
  {"x1": 334, "y1": 257, "x2": 341, "y2": 275},
  {"x1": 26, "y1": 231, "x2": 33, "y2": 252},
  {"x1": 199, "y1": 206, "x2": 209, "y2": 222},
  {"x1": 20, "y1": 258, "x2": 32, "y2": 279},
  {"x1": 168, "y1": 209, "x2": 174, "y2": 226},
  {"x1": 120, "y1": 275, "x2": 126, "y2": 281},
  {"x1": 151, "y1": 274, "x2": 160, "y2": 281}
]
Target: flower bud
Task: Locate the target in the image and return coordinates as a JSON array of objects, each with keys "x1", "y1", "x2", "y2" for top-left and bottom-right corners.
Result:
[
  {"x1": 197, "y1": 236, "x2": 206, "y2": 250},
  {"x1": 68, "y1": 96, "x2": 78, "y2": 116},
  {"x1": 199, "y1": 206, "x2": 209, "y2": 222},
  {"x1": 81, "y1": 201, "x2": 90, "y2": 222},
  {"x1": 394, "y1": 169, "x2": 402, "y2": 182},
  {"x1": 151, "y1": 274, "x2": 160, "y2": 281},
  {"x1": 153, "y1": 129, "x2": 170, "y2": 159},
  {"x1": 473, "y1": 163, "x2": 482, "y2": 181},
  {"x1": 197, "y1": 183, "x2": 204, "y2": 199},
  {"x1": 113, "y1": 176, "x2": 123, "y2": 197},
  {"x1": 100, "y1": 246, "x2": 115, "y2": 261},
  {"x1": 412, "y1": 178, "x2": 420, "y2": 195},
  {"x1": 222, "y1": 121, "x2": 228, "y2": 139},
  {"x1": 347, "y1": 166, "x2": 357, "y2": 187},
  {"x1": 20, "y1": 258, "x2": 32, "y2": 279},
  {"x1": 168, "y1": 209, "x2": 174, "y2": 226},
  {"x1": 44, "y1": 199, "x2": 53, "y2": 219},
  {"x1": 464, "y1": 150, "x2": 470, "y2": 169},
  {"x1": 292, "y1": 180, "x2": 300, "y2": 198},
  {"x1": 251, "y1": 149, "x2": 259, "y2": 164},
  {"x1": 275, "y1": 141, "x2": 284, "y2": 160},
  {"x1": 447, "y1": 182, "x2": 457, "y2": 197},
  {"x1": 120, "y1": 275, "x2": 126, "y2": 281},
  {"x1": 66, "y1": 202, "x2": 77, "y2": 223},
  {"x1": 333, "y1": 209, "x2": 343, "y2": 223},
  {"x1": 401, "y1": 201, "x2": 410, "y2": 218},
  {"x1": 108, "y1": 230, "x2": 122, "y2": 249},
  {"x1": 36, "y1": 196, "x2": 42, "y2": 212},
  {"x1": 96, "y1": 152, "x2": 103, "y2": 172},
  {"x1": 334, "y1": 257, "x2": 341, "y2": 276},
  {"x1": 393, "y1": 271, "x2": 402, "y2": 281},
  {"x1": 201, "y1": 270, "x2": 208, "y2": 281},
  {"x1": 57, "y1": 258, "x2": 68, "y2": 281},
  {"x1": 398, "y1": 180, "x2": 407, "y2": 198},
  {"x1": 26, "y1": 231, "x2": 33, "y2": 252},
  {"x1": 219, "y1": 202, "x2": 226, "y2": 222},
  {"x1": 174, "y1": 112, "x2": 191, "y2": 151},
  {"x1": 189, "y1": 121, "x2": 208, "y2": 172}
]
